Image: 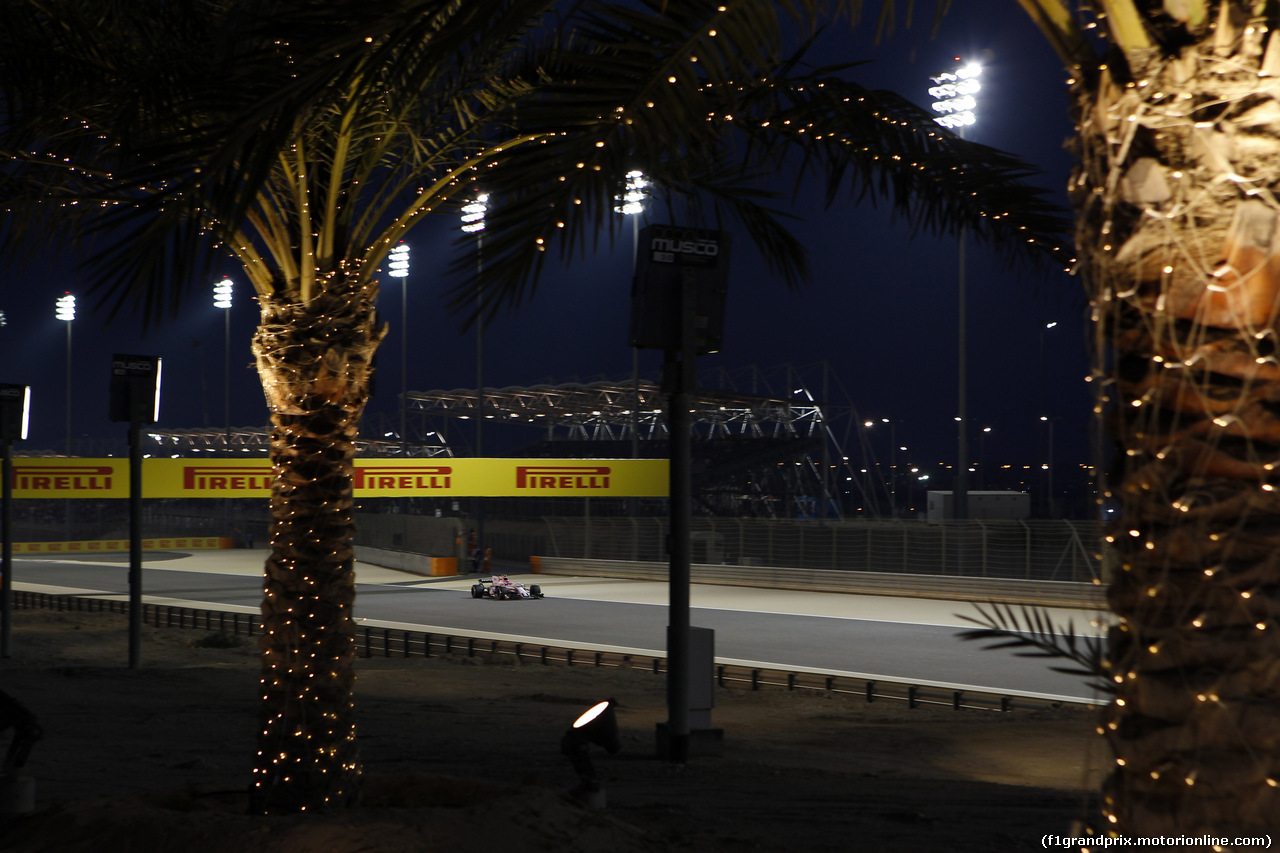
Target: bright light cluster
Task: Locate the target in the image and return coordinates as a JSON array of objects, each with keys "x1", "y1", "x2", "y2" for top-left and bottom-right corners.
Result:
[
  {"x1": 928, "y1": 62, "x2": 982, "y2": 129},
  {"x1": 54, "y1": 292, "x2": 75, "y2": 322},
  {"x1": 386, "y1": 243, "x2": 409, "y2": 278},
  {"x1": 213, "y1": 278, "x2": 234, "y2": 309},
  {"x1": 461, "y1": 192, "x2": 488, "y2": 233},
  {"x1": 614, "y1": 169, "x2": 648, "y2": 215}
]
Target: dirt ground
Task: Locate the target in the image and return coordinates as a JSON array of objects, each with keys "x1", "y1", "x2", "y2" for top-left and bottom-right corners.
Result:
[{"x1": 0, "y1": 607, "x2": 1107, "y2": 852}]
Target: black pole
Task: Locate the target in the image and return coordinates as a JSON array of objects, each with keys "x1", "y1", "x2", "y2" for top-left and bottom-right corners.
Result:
[
  {"x1": 664, "y1": 268, "x2": 697, "y2": 764},
  {"x1": 128, "y1": 422, "x2": 142, "y2": 668},
  {"x1": 1, "y1": 438, "x2": 12, "y2": 658}
]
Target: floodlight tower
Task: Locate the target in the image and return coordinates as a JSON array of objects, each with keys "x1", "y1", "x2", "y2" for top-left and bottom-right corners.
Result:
[
  {"x1": 614, "y1": 170, "x2": 649, "y2": 458},
  {"x1": 461, "y1": 193, "x2": 488, "y2": 455},
  {"x1": 55, "y1": 292, "x2": 76, "y2": 456},
  {"x1": 461, "y1": 192, "x2": 488, "y2": 569},
  {"x1": 929, "y1": 59, "x2": 982, "y2": 520},
  {"x1": 213, "y1": 278, "x2": 234, "y2": 453},
  {"x1": 386, "y1": 243, "x2": 410, "y2": 453}
]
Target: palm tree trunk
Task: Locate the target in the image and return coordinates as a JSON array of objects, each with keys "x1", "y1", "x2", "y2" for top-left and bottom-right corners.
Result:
[
  {"x1": 1073, "y1": 36, "x2": 1280, "y2": 836},
  {"x1": 246, "y1": 277, "x2": 384, "y2": 814}
]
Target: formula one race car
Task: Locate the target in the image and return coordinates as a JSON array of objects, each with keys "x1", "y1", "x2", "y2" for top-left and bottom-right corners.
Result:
[{"x1": 470, "y1": 575, "x2": 544, "y2": 600}]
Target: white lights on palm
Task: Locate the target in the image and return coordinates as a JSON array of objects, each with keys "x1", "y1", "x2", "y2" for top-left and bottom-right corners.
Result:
[{"x1": 928, "y1": 62, "x2": 982, "y2": 129}]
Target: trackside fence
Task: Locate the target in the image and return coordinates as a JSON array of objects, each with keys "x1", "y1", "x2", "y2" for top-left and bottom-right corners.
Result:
[
  {"x1": 546, "y1": 517, "x2": 1101, "y2": 583},
  {"x1": 10, "y1": 591, "x2": 1097, "y2": 712}
]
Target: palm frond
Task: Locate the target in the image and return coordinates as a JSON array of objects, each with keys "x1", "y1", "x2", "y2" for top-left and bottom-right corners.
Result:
[{"x1": 0, "y1": 0, "x2": 1069, "y2": 331}]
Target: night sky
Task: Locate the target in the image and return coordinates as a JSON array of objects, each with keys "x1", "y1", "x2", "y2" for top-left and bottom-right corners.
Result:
[{"x1": 0, "y1": 5, "x2": 1092, "y2": 505}]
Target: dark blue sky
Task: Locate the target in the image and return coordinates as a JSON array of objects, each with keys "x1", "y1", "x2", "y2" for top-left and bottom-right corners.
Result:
[{"x1": 0, "y1": 5, "x2": 1091, "y2": 493}]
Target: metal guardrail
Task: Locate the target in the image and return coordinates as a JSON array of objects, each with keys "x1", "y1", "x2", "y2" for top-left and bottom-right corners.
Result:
[{"x1": 11, "y1": 591, "x2": 1098, "y2": 713}]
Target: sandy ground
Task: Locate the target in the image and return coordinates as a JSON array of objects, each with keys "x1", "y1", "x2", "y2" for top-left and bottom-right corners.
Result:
[{"x1": 0, "y1": 607, "x2": 1106, "y2": 852}]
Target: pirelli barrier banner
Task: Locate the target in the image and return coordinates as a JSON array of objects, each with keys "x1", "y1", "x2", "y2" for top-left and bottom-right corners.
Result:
[{"x1": 7, "y1": 458, "x2": 668, "y2": 499}]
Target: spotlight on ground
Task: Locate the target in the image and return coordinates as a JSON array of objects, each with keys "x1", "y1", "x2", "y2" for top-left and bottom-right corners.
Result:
[{"x1": 560, "y1": 698, "x2": 621, "y2": 807}]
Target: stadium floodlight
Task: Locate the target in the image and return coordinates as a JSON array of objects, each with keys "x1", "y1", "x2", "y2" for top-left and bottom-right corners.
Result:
[
  {"x1": 928, "y1": 61, "x2": 982, "y2": 130},
  {"x1": 460, "y1": 193, "x2": 488, "y2": 233}
]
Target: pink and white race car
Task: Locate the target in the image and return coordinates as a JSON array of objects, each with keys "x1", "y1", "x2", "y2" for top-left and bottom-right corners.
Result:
[{"x1": 470, "y1": 575, "x2": 544, "y2": 600}]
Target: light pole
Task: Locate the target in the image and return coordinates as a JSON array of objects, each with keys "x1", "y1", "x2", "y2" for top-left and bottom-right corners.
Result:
[
  {"x1": 55, "y1": 292, "x2": 75, "y2": 456},
  {"x1": 863, "y1": 418, "x2": 898, "y2": 517},
  {"x1": 55, "y1": 292, "x2": 75, "y2": 544},
  {"x1": 213, "y1": 278, "x2": 233, "y2": 453},
  {"x1": 1040, "y1": 415, "x2": 1057, "y2": 517},
  {"x1": 386, "y1": 243, "x2": 410, "y2": 454},
  {"x1": 615, "y1": 170, "x2": 649, "y2": 461},
  {"x1": 929, "y1": 59, "x2": 982, "y2": 521},
  {"x1": 461, "y1": 192, "x2": 487, "y2": 569},
  {"x1": 978, "y1": 425, "x2": 993, "y2": 489}
]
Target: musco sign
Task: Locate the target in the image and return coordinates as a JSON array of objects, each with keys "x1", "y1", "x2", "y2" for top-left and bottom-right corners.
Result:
[{"x1": 629, "y1": 223, "x2": 731, "y2": 355}]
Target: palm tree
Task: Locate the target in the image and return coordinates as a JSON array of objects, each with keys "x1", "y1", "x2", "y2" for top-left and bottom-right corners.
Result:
[
  {"x1": 0, "y1": 0, "x2": 1069, "y2": 814},
  {"x1": 1006, "y1": 0, "x2": 1280, "y2": 840}
]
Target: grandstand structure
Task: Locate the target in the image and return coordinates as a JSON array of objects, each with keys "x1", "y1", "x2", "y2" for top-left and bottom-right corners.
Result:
[
  {"x1": 138, "y1": 365, "x2": 890, "y2": 518},
  {"x1": 404, "y1": 368, "x2": 884, "y2": 518},
  {"x1": 139, "y1": 425, "x2": 452, "y2": 458}
]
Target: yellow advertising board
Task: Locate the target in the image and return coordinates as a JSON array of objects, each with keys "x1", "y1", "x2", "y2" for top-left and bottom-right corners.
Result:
[{"x1": 7, "y1": 457, "x2": 668, "y2": 499}]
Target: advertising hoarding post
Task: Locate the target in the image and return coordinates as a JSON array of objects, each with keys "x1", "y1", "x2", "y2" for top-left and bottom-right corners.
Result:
[
  {"x1": 631, "y1": 225, "x2": 729, "y2": 762},
  {"x1": 0, "y1": 383, "x2": 30, "y2": 658},
  {"x1": 110, "y1": 355, "x2": 161, "y2": 669}
]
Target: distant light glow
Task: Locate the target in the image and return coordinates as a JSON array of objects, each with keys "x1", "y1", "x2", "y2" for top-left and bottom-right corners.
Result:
[{"x1": 929, "y1": 61, "x2": 982, "y2": 129}]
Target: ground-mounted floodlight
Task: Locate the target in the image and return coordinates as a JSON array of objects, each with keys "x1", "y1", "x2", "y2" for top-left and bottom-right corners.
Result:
[
  {"x1": 0, "y1": 689, "x2": 40, "y2": 779},
  {"x1": 560, "y1": 698, "x2": 621, "y2": 807}
]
